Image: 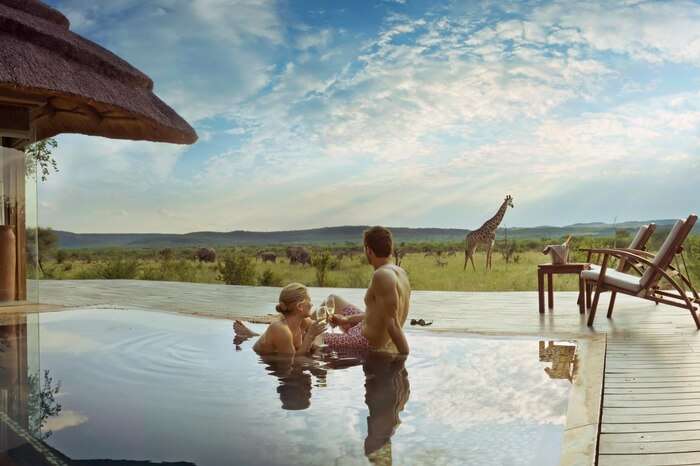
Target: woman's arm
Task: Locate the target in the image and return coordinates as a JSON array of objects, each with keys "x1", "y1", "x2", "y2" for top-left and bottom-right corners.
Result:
[{"x1": 297, "y1": 321, "x2": 327, "y2": 355}]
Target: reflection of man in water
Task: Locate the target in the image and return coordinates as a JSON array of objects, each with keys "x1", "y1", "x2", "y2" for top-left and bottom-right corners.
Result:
[
  {"x1": 363, "y1": 354, "x2": 410, "y2": 465},
  {"x1": 260, "y1": 355, "x2": 326, "y2": 410}
]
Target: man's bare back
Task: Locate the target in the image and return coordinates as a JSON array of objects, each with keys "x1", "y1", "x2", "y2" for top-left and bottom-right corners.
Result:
[{"x1": 362, "y1": 264, "x2": 411, "y2": 353}]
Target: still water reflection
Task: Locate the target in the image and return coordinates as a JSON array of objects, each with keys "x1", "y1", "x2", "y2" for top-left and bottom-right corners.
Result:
[{"x1": 0, "y1": 309, "x2": 574, "y2": 466}]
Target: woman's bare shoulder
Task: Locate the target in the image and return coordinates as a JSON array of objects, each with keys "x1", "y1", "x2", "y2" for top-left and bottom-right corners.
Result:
[{"x1": 268, "y1": 320, "x2": 291, "y2": 336}]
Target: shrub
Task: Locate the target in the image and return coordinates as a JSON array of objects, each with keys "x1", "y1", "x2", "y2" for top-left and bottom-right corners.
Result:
[
  {"x1": 312, "y1": 251, "x2": 334, "y2": 287},
  {"x1": 141, "y1": 259, "x2": 200, "y2": 282},
  {"x1": 218, "y1": 254, "x2": 257, "y2": 285},
  {"x1": 158, "y1": 248, "x2": 174, "y2": 261},
  {"x1": 73, "y1": 265, "x2": 104, "y2": 279},
  {"x1": 97, "y1": 258, "x2": 140, "y2": 279},
  {"x1": 346, "y1": 269, "x2": 370, "y2": 288},
  {"x1": 258, "y1": 269, "x2": 282, "y2": 287},
  {"x1": 195, "y1": 248, "x2": 217, "y2": 262},
  {"x1": 685, "y1": 237, "x2": 700, "y2": 285},
  {"x1": 55, "y1": 249, "x2": 68, "y2": 264}
]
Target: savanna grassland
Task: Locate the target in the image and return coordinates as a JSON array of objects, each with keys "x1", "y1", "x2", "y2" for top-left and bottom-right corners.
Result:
[{"x1": 36, "y1": 231, "x2": 700, "y2": 292}]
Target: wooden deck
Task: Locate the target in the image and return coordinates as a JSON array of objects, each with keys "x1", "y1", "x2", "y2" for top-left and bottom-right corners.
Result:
[
  {"x1": 599, "y1": 331, "x2": 700, "y2": 466},
  {"x1": 31, "y1": 280, "x2": 700, "y2": 465}
]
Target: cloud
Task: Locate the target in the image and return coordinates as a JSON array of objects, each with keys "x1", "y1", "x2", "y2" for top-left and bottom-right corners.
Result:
[
  {"x1": 40, "y1": 0, "x2": 700, "y2": 232},
  {"x1": 44, "y1": 409, "x2": 89, "y2": 432},
  {"x1": 51, "y1": 0, "x2": 284, "y2": 122},
  {"x1": 534, "y1": 1, "x2": 700, "y2": 65}
]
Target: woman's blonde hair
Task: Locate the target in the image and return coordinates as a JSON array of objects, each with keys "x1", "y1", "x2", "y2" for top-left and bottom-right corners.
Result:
[{"x1": 276, "y1": 283, "x2": 309, "y2": 315}]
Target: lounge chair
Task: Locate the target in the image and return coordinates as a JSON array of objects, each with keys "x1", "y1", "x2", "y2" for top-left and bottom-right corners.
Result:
[
  {"x1": 582, "y1": 223, "x2": 656, "y2": 306},
  {"x1": 582, "y1": 215, "x2": 699, "y2": 328},
  {"x1": 586, "y1": 223, "x2": 656, "y2": 274}
]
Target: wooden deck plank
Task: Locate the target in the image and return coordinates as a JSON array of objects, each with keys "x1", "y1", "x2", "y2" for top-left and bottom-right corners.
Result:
[
  {"x1": 604, "y1": 393, "x2": 700, "y2": 401},
  {"x1": 605, "y1": 387, "x2": 700, "y2": 395},
  {"x1": 602, "y1": 420, "x2": 700, "y2": 433},
  {"x1": 603, "y1": 413, "x2": 700, "y2": 423},
  {"x1": 601, "y1": 431, "x2": 700, "y2": 442},
  {"x1": 605, "y1": 399, "x2": 700, "y2": 408},
  {"x1": 606, "y1": 375, "x2": 700, "y2": 381},
  {"x1": 604, "y1": 406, "x2": 700, "y2": 415},
  {"x1": 599, "y1": 439, "x2": 700, "y2": 455},
  {"x1": 598, "y1": 452, "x2": 700, "y2": 466}
]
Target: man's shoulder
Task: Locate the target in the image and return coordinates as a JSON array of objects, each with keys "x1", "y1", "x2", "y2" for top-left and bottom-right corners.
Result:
[{"x1": 372, "y1": 266, "x2": 399, "y2": 282}]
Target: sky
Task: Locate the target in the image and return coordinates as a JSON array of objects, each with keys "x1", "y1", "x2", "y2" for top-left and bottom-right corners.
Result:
[{"x1": 39, "y1": 0, "x2": 700, "y2": 233}]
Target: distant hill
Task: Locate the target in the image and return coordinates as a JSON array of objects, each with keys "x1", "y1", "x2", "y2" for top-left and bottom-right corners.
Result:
[{"x1": 52, "y1": 219, "x2": 696, "y2": 249}]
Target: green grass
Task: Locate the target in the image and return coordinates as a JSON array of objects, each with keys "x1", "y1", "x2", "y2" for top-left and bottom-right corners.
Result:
[
  {"x1": 40, "y1": 251, "x2": 582, "y2": 291},
  {"x1": 38, "y1": 235, "x2": 700, "y2": 292}
]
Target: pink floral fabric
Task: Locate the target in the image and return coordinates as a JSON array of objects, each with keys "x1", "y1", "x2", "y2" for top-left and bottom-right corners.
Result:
[{"x1": 323, "y1": 305, "x2": 370, "y2": 352}]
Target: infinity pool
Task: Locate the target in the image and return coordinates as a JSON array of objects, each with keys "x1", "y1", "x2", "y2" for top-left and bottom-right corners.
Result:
[{"x1": 10, "y1": 309, "x2": 576, "y2": 465}]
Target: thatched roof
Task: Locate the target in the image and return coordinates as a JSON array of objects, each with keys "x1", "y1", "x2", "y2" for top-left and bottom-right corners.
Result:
[{"x1": 0, "y1": 0, "x2": 197, "y2": 145}]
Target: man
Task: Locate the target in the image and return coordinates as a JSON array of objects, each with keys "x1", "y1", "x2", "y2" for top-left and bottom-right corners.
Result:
[{"x1": 328, "y1": 226, "x2": 411, "y2": 354}]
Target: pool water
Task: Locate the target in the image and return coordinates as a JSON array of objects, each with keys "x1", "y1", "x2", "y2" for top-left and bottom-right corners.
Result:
[{"x1": 29, "y1": 309, "x2": 574, "y2": 465}]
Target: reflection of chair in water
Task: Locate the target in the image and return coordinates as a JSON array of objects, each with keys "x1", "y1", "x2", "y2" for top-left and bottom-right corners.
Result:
[
  {"x1": 260, "y1": 355, "x2": 327, "y2": 411},
  {"x1": 538, "y1": 341, "x2": 576, "y2": 382},
  {"x1": 363, "y1": 354, "x2": 410, "y2": 466}
]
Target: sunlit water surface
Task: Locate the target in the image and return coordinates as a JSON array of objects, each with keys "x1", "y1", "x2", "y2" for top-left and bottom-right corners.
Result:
[{"x1": 39, "y1": 309, "x2": 574, "y2": 466}]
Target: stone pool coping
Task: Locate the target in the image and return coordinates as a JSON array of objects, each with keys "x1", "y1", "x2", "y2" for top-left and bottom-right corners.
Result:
[{"x1": 560, "y1": 335, "x2": 606, "y2": 466}]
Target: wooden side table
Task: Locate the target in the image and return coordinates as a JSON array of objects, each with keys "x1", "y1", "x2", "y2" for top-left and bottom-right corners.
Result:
[{"x1": 538, "y1": 263, "x2": 590, "y2": 314}]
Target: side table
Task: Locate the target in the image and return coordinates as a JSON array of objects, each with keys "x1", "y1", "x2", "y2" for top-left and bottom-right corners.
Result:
[{"x1": 538, "y1": 263, "x2": 590, "y2": 314}]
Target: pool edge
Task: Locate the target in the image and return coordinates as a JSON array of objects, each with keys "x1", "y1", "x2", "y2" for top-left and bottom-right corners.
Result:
[{"x1": 559, "y1": 334, "x2": 606, "y2": 466}]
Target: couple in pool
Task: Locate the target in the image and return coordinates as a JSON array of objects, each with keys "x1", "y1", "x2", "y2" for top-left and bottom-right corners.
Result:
[{"x1": 235, "y1": 226, "x2": 411, "y2": 356}]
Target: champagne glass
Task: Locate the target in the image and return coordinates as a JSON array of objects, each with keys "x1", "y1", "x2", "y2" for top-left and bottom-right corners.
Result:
[
  {"x1": 314, "y1": 304, "x2": 328, "y2": 348},
  {"x1": 325, "y1": 298, "x2": 336, "y2": 334}
]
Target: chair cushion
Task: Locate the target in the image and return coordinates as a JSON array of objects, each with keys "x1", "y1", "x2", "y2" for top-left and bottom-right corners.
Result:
[
  {"x1": 640, "y1": 219, "x2": 685, "y2": 286},
  {"x1": 581, "y1": 267, "x2": 642, "y2": 293},
  {"x1": 628, "y1": 225, "x2": 649, "y2": 250}
]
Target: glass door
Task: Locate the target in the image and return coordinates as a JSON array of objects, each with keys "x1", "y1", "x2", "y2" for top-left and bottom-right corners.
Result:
[{"x1": 0, "y1": 145, "x2": 39, "y2": 306}]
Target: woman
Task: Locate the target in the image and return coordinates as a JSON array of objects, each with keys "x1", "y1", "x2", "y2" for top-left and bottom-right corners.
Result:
[
  {"x1": 233, "y1": 285, "x2": 367, "y2": 354},
  {"x1": 250, "y1": 283, "x2": 326, "y2": 355}
]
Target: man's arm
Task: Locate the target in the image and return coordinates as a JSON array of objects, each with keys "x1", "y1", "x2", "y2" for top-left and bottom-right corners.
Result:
[
  {"x1": 330, "y1": 313, "x2": 364, "y2": 327},
  {"x1": 372, "y1": 269, "x2": 409, "y2": 355},
  {"x1": 387, "y1": 316, "x2": 409, "y2": 355}
]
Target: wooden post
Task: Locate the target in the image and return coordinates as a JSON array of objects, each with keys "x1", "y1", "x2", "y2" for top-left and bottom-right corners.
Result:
[{"x1": 0, "y1": 146, "x2": 27, "y2": 302}]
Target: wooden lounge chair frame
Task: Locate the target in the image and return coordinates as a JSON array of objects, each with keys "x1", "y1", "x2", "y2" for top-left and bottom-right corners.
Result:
[
  {"x1": 581, "y1": 223, "x2": 656, "y2": 307},
  {"x1": 584, "y1": 215, "x2": 699, "y2": 328},
  {"x1": 584, "y1": 223, "x2": 656, "y2": 274}
]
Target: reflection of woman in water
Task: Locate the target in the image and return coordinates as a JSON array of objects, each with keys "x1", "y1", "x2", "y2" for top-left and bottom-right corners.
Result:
[
  {"x1": 363, "y1": 353, "x2": 410, "y2": 465},
  {"x1": 260, "y1": 354, "x2": 327, "y2": 410}
]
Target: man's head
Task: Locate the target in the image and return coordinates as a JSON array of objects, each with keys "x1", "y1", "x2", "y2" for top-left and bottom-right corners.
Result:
[{"x1": 363, "y1": 226, "x2": 393, "y2": 263}]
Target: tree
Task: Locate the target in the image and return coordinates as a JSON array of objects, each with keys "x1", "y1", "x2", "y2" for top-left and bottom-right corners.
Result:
[
  {"x1": 28, "y1": 370, "x2": 62, "y2": 440},
  {"x1": 218, "y1": 253, "x2": 257, "y2": 285},
  {"x1": 34, "y1": 227, "x2": 58, "y2": 273},
  {"x1": 25, "y1": 138, "x2": 59, "y2": 181},
  {"x1": 312, "y1": 251, "x2": 335, "y2": 287}
]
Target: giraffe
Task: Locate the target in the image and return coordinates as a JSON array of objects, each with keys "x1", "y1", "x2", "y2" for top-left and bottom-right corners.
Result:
[{"x1": 463, "y1": 195, "x2": 514, "y2": 271}]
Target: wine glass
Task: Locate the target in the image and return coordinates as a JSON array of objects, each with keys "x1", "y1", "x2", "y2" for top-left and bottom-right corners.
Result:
[
  {"x1": 314, "y1": 304, "x2": 328, "y2": 349},
  {"x1": 325, "y1": 298, "x2": 336, "y2": 334}
]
